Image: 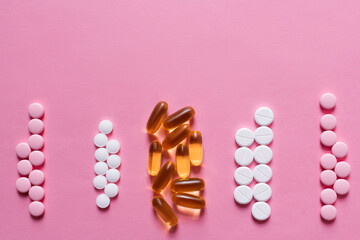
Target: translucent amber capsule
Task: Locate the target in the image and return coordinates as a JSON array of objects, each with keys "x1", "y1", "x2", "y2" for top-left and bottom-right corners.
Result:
[
  {"x1": 152, "y1": 196, "x2": 178, "y2": 227},
  {"x1": 171, "y1": 193, "x2": 206, "y2": 209},
  {"x1": 189, "y1": 131, "x2": 203, "y2": 166},
  {"x1": 162, "y1": 124, "x2": 191, "y2": 150},
  {"x1": 163, "y1": 106, "x2": 195, "y2": 130},
  {"x1": 152, "y1": 161, "x2": 176, "y2": 193},
  {"x1": 148, "y1": 141, "x2": 162, "y2": 176},
  {"x1": 170, "y1": 178, "x2": 205, "y2": 192},
  {"x1": 146, "y1": 101, "x2": 168, "y2": 134},
  {"x1": 176, "y1": 144, "x2": 190, "y2": 179}
]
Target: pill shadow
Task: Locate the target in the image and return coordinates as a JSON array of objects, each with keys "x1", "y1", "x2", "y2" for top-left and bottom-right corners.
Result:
[
  {"x1": 252, "y1": 216, "x2": 270, "y2": 224},
  {"x1": 30, "y1": 214, "x2": 44, "y2": 221},
  {"x1": 321, "y1": 216, "x2": 335, "y2": 224}
]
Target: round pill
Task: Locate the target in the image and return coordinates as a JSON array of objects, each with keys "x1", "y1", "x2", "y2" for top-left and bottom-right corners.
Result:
[
  {"x1": 320, "y1": 188, "x2": 337, "y2": 205},
  {"x1": 29, "y1": 170, "x2": 45, "y2": 185},
  {"x1": 235, "y1": 128, "x2": 254, "y2": 147},
  {"x1": 99, "y1": 120, "x2": 113, "y2": 134},
  {"x1": 333, "y1": 179, "x2": 350, "y2": 195},
  {"x1": 107, "y1": 155, "x2": 121, "y2": 169},
  {"x1": 320, "y1": 114, "x2": 337, "y2": 130},
  {"x1": 16, "y1": 177, "x2": 31, "y2": 193},
  {"x1": 17, "y1": 160, "x2": 33, "y2": 176},
  {"x1": 94, "y1": 133, "x2": 108, "y2": 147},
  {"x1": 234, "y1": 147, "x2": 253, "y2": 166},
  {"x1": 29, "y1": 151, "x2": 45, "y2": 166},
  {"x1": 253, "y1": 183, "x2": 272, "y2": 201},
  {"x1": 320, "y1": 153, "x2": 337, "y2": 170},
  {"x1": 320, "y1": 93, "x2": 336, "y2": 110},
  {"x1": 28, "y1": 119, "x2": 44, "y2": 134},
  {"x1": 254, "y1": 127, "x2": 273, "y2": 145},
  {"x1": 253, "y1": 145, "x2": 273, "y2": 164},
  {"x1": 252, "y1": 202, "x2": 271, "y2": 221},
  {"x1": 320, "y1": 131, "x2": 337, "y2": 147},
  {"x1": 95, "y1": 148, "x2": 109, "y2": 162},
  {"x1": 320, "y1": 170, "x2": 336, "y2": 186},
  {"x1": 29, "y1": 201, "x2": 45, "y2": 217},
  {"x1": 234, "y1": 167, "x2": 253, "y2": 185},
  {"x1": 320, "y1": 205, "x2": 337, "y2": 221},
  {"x1": 254, "y1": 107, "x2": 274, "y2": 126},
  {"x1": 104, "y1": 183, "x2": 119, "y2": 198},
  {"x1": 234, "y1": 185, "x2": 253, "y2": 204},
  {"x1": 28, "y1": 134, "x2": 44, "y2": 150},
  {"x1": 334, "y1": 162, "x2": 351, "y2": 178},
  {"x1": 16, "y1": 142, "x2": 31, "y2": 159},
  {"x1": 253, "y1": 164, "x2": 272, "y2": 183},
  {"x1": 93, "y1": 175, "x2": 107, "y2": 189},
  {"x1": 106, "y1": 139, "x2": 121, "y2": 154},
  {"x1": 29, "y1": 186, "x2": 45, "y2": 201},
  {"x1": 106, "y1": 169, "x2": 120, "y2": 183},
  {"x1": 332, "y1": 142, "x2": 348, "y2": 159},
  {"x1": 94, "y1": 162, "x2": 108, "y2": 175},
  {"x1": 28, "y1": 103, "x2": 44, "y2": 118},
  {"x1": 96, "y1": 194, "x2": 110, "y2": 208}
]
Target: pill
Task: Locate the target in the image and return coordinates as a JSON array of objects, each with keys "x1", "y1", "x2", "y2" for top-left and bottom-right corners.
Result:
[
  {"x1": 252, "y1": 202, "x2": 271, "y2": 221},
  {"x1": 320, "y1": 170, "x2": 336, "y2": 186},
  {"x1": 235, "y1": 128, "x2": 254, "y2": 147},
  {"x1": 28, "y1": 119, "x2": 44, "y2": 134},
  {"x1": 106, "y1": 139, "x2": 121, "y2": 154},
  {"x1": 320, "y1": 131, "x2": 337, "y2": 147},
  {"x1": 94, "y1": 133, "x2": 108, "y2": 147},
  {"x1": 152, "y1": 161, "x2": 176, "y2": 193},
  {"x1": 320, "y1": 205, "x2": 337, "y2": 221},
  {"x1": 96, "y1": 194, "x2": 110, "y2": 208},
  {"x1": 29, "y1": 201, "x2": 45, "y2": 217},
  {"x1": 320, "y1": 153, "x2": 337, "y2": 170},
  {"x1": 254, "y1": 107, "x2": 274, "y2": 126},
  {"x1": 99, "y1": 120, "x2": 113, "y2": 134},
  {"x1": 146, "y1": 101, "x2": 168, "y2": 134},
  {"x1": 106, "y1": 169, "x2": 120, "y2": 183},
  {"x1": 253, "y1": 164, "x2": 272, "y2": 183},
  {"x1": 29, "y1": 151, "x2": 45, "y2": 166},
  {"x1": 333, "y1": 179, "x2": 350, "y2": 195},
  {"x1": 334, "y1": 162, "x2": 351, "y2": 178},
  {"x1": 16, "y1": 177, "x2": 31, "y2": 193},
  {"x1": 320, "y1": 93, "x2": 336, "y2": 110},
  {"x1": 28, "y1": 103, "x2": 44, "y2": 119},
  {"x1": 253, "y1": 145, "x2": 273, "y2": 164},
  {"x1": 162, "y1": 124, "x2": 191, "y2": 150},
  {"x1": 93, "y1": 175, "x2": 107, "y2": 189},
  {"x1": 234, "y1": 147, "x2": 253, "y2": 166},
  {"x1": 104, "y1": 183, "x2": 119, "y2": 198},
  {"x1": 16, "y1": 142, "x2": 31, "y2": 159},
  {"x1": 320, "y1": 114, "x2": 337, "y2": 130},
  {"x1": 29, "y1": 170, "x2": 45, "y2": 185},
  {"x1": 176, "y1": 144, "x2": 190, "y2": 179},
  {"x1": 253, "y1": 183, "x2": 272, "y2": 201},
  {"x1": 152, "y1": 196, "x2": 178, "y2": 227},
  {"x1": 234, "y1": 167, "x2": 253, "y2": 185},
  {"x1": 332, "y1": 142, "x2": 348, "y2": 159},
  {"x1": 233, "y1": 185, "x2": 253, "y2": 204},
  {"x1": 29, "y1": 186, "x2": 45, "y2": 201},
  {"x1": 94, "y1": 162, "x2": 108, "y2": 175},
  {"x1": 254, "y1": 127, "x2": 273, "y2": 145},
  {"x1": 163, "y1": 106, "x2": 195, "y2": 130},
  {"x1": 95, "y1": 148, "x2": 109, "y2": 162},
  {"x1": 171, "y1": 193, "x2": 205, "y2": 209},
  {"x1": 320, "y1": 188, "x2": 337, "y2": 205},
  {"x1": 28, "y1": 134, "x2": 44, "y2": 150},
  {"x1": 170, "y1": 178, "x2": 205, "y2": 192},
  {"x1": 148, "y1": 140, "x2": 162, "y2": 176},
  {"x1": 189, "y1": 131, "x2": 203, "y2": 166},
  {"x1": 107, "y1": 155, "x2": 121, "y2": 169},
  {"x1": 17, "y1": 160, "x2": 33, "y2": 176}
]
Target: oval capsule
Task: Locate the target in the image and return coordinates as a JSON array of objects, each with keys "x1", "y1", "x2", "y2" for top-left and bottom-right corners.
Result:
[
  {"x1": 152, "y1": 161, "x2": 176, "y2": 193},
  {"x1": 163, "y1": 106, "x2": 195, "y2": 130},
  {"x1": 146, "y1": 101, "x2": 168, "y2": 134},
  {"x1": 171, "y1": 178, "x2": 205, "y2": 192},
  {"x1": 162, "y1": 124, "x2": 191, "y2": 150},
  {"x1": 189, "y1": 131, "x2": 203, "y2": 166},
  {"x1": 176, "y1": 144, "x2": 190, "y2": 179},
  {"x1": 171, "y1": 193, "x2": 205, "y2": 209},
  {"x1": 148, "y1": 141, "x2": 162, "y2": 176},
  {"x1": 152, "y1": 196, "x2": 178, "y2": 227}
]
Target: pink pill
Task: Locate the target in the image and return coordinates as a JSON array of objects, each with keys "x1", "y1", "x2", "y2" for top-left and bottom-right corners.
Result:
[
  {"x1": 320, "y1": 131, "x2": 337, "y2": 147},
  {"x1": 28, "y1": 119, "x2": 44, "y2": 134},
  {"x1": 320, "y1": 153, "x2": 337, "y2": 170},
  {"x1": 29, "y1": 170, "x2": 45, "y2": 185},
  {"x1": 28, "y1": 134, "x2": 44, "y2": 150},
  {"x1": 320, "y1": 188, "x2": 337, "y2": 205},
  {"x1": 320, "y1": 114, "x2": 337, "y2": 130},
  {"x1": 332, "y1": 142, "x2": 348, "y2": 159},
  {"x1": 335, "y1": 162, "x2": 351, "y2": 178},
  {"x1": 320, "y1": 93, "x2": 336, "y2": 110},
  {"x1": 29, "y1": 201, "x2": 45, "y2": 217},
  {"x1": 333, "y1": 179, "x2": 350, "y2": 195},
  {"x1": 16, "y1": 177, "x2": 31, "y2": 193},
  {"x1": 17, "y1": 160, "x2": 33, "y2": 176},
  {"x1": 320, "y1": 170, "x2": 337, "y2": 186},
  {"x1": 321, "y1": 205, "x2": 337, "y2": 221},
  {"x1": 29, "y1": 186, "x2": 45, "y2": 201},
  {"x1": 16, "y1": 142, "x2": 31, "y2": 159},
  {"x1": 28, "y1": 103, "x2": 44, "y2": 119},
  {"x1": 29, "y1": 151, "x2": 45, "y2": 166}
]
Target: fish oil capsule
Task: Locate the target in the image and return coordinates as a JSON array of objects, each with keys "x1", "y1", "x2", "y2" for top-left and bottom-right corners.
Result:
[
  {"x1": 176, "y1": 144, "x2": 190, "y2": 179},
  {"x1": 152, "y1": 196, "x2": 178, "y2": 227},
  {"x1": 170, "y1": 178, "x2": 205, "y2": 192},
  {"x1": 148, "y1": 141, "x2": 162, "y2": 176},
  {"x1": 171, "y1": 193, "x2": 206, "y2": 209},
  {"x1": 163, "y1": 106, "x2": 195, "y2": 130},
  {"x1": 152, "y1": 161, "x2": 176, "y2": 193},
  {"x1": 162, "y1": 124, "x2": 191, "y2": 150},
  {"x1": 189, "y1": 131, "x2": 203, "y2": 166},
  {"x1": 146, "y1": 101, "x2": 168, "y2": 134}
]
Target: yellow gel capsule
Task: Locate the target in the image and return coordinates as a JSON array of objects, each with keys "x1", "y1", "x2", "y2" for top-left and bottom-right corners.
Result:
[
  {"x1": 152, "y1": 161, "x2": 176, "y2": 193},
  {"x1": 152, "y1": 196, "x2": 178, "y2": 227},
  {"x1": 148, "y1": 141, "x2": 162, "y2": 176},
  {"x1": 170, "y1": 178, "x2": 205, "y2": 192},
  {"x1": 189, "y1": 131, "x2": 203, "y2": 166},
  {"x1": 162, "y1": 124, "x2": 191, "y2": 150},
  {"x1": 171, "y1": 193, "x2": 206, "y2": 209},
  {"x1": 176, "y1": 144, "x2": 190, "y2": 179},
  {"x1": 163, "y1": 106, "x2": 195, "y2": 130},
  {"x1": 146, "y1": 101, "x2": 168, "y2": 134}
]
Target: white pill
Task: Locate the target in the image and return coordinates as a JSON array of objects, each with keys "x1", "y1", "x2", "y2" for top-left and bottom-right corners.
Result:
[
  {"x1": 254, "y1": 107, "x2": 274, "y2": 126},
  {"x1": 96, "y1": 194, "x2": 110, "y2": 208},
  {"x1": 234, "y1": 167, "x2": 253, "y2": 185},
  {"x1": 94, "y1": 133, "x2": 108, "y2": 147},
  {"x1": 252, "y1": 202, "x2": 271, "y2": 221},
  {"x1": 234, "y1": 185, "x2": 253, "y2": 204},
  {"x1": 253, "y1": 145, "x2": 273, "y2": 164},
  {"x1": 94, "y1": 162, "x2": 108, "y2": 175},
  {"x1": 107, "y1": 155, "x2": 121, "y2": 169},
  {"x1": 234, "y1": 147, "x2": 253, "y2": 166},
  {"x1": 254, "y1": 127, "x2": 273, "y2": 145},
  {"x1": 99, "y1": 120, "x2": 113, "y2": 134},
  {"x1": 253, "y1": 164, "x2": 272, "y2": 183},
  {"x1": 106, "y1": 139, "x2": 120, "y2": 154},
  {"x1": 106, "y1": 169, "x2": 120, "y2": 183},
  {"x1": 104, "y1": 183, "x2": 119, "y2": 198},
  {"x1": 93, "y1": 175, "x2": 107, "y2": 189},
  {"x1": 253, "y1": 183, "x2": 272, "y2": 201},
  {"x1": 235, "y1": 128, "x2": 254, "y2": 147},
  {"x1": 95, "y1": 148, "x2": 109, "y2": 162}
]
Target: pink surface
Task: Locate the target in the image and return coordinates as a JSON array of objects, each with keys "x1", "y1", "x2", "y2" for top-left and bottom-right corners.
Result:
[{"x1": 1, "y1": 0, "x2": 360, "y2": 239}]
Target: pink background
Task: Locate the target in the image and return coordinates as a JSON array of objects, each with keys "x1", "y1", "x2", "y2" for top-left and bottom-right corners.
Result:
[{"x1": 1, "y1": 0, "x2": 360, "y2": 239}]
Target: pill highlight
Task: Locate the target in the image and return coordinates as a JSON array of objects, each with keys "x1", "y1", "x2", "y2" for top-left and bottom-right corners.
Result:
[
  {"x1": 162, "y1": 124, "x2": 191, "y2": 150},
  {"x1": 163, "y1": 106, "x2": 195, "y2": 130},
  {"x1": 152, "y1": 196, "x2": 178, "y2": 227},
  {"x1": 148, "y1": 141, "x2": 162, "y2": 176},
  {"x1": 146, "y1": 101, "x2": 168, "y2": 134},
  {"x1": 152, "y1": 161, "x2": 176, "y2": 193},
  {"x1": 176, "y1": 144, "x2": 190, "y2": 179},
  {"x1": 171, "y1": 193, "x2": 205, "y2": 209},
  {"x1": 189, "y1": 131, "x2": 203, "y2": 166},
  {"x1": 170, "y1": 178, "x2": 205, "y2": 192}
]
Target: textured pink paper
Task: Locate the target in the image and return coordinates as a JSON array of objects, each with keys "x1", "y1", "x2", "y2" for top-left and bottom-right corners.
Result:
[{"x1": 1, "y1": 0, "x2": 360, "y2": 239}]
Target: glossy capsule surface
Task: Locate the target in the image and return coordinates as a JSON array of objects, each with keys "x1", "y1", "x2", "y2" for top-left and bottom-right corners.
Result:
[
  {"x1": 146, "y1": 101, "x2": 168, "y2": 134},
  {"x1": 162, "y1": 124, "x2": 191, "y2": 150},
  {"x1": 176, "y1": 144, "x2": 190, "y2": 179},
  {"x1": 163, "y1": 106, "x2": 195, "y2": 130},
  {"x1": 148, "y1": 141, "x2": 162, "y2": 176},
  {"x1": 152, "y1": 161, "x2": 176, "y2": 193},
  {"x1": 171, "y1": 178, "x2": 205, "y2": 192},
  {"x1": 152, "y1": 196, "x2": 178, "y2": 227},
  {"x1": 171, "y1": 193, "x2": 206, "y2": 209},
  {"x1": 189, "y1": 131, "x2": 203, "y2": 166}
]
